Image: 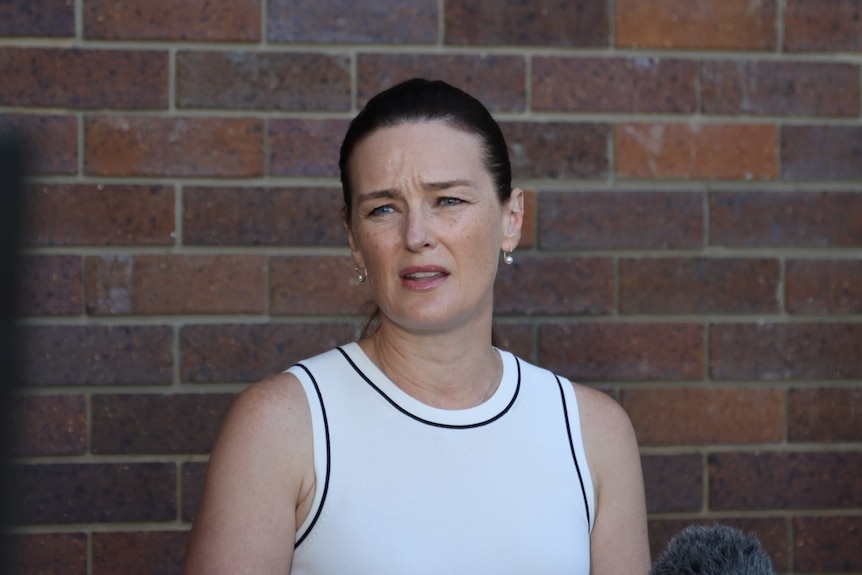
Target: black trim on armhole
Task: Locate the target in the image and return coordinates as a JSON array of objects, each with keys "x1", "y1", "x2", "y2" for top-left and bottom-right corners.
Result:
[
  {"x1": 555, "y1": 375, "x2": 591, "y2": 528},
  {"x1": 294, "y1": 363, "x2": 332, "y2": 548}
]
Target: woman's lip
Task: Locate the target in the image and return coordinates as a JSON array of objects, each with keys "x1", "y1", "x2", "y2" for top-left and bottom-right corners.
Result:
[{"x1": 399, "y1": 266, "x2": 450, "y2": 289}]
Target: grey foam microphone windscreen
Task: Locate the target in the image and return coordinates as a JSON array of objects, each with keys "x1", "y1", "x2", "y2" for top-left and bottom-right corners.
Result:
[{"x1": 650, "y1": 524, "x2": 776, "y2": 575}]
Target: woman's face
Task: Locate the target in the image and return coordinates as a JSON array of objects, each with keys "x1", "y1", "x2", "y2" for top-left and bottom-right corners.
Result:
[{"x1": 345, "y1": 121, "x2": 523, "y2": 336}]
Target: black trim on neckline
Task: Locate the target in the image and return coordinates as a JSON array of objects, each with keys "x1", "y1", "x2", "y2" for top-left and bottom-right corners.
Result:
[{"x1": 336, "y1": 346, "x2": 520, "y2": 430}]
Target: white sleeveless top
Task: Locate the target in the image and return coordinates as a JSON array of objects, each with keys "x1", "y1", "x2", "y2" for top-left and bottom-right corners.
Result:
[{"x1": 288, "y1": 343, "x2": 595, "y2": 575}]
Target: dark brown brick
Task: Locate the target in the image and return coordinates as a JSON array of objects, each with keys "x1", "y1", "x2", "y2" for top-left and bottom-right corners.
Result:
[
  {"x1": 623, "y1": 388, "x2": 784, "y2": 445},
  {"x1": 268, "y1": 119, "x2": 349, "y2": 177},
  {"x1": 533, "y1": 57, "x2": 697, "y2": 113},
  {"x1": 357, "y1": 54, "x2": 527, "y2": 111},
  {"x1": 620, "y1": 258, "x2": 780, "y2": 314},
  {"x1": 710, "y1": 191, "x2": 862, "y2": 248},
  {"x1": 92, "y1": 393, "x2": 235, "y2": 454},
  {"x1": 649, "y1": 518, "x2": 790, "y2": 574},
  {"x1": 181, "y1": 323, "x2": 355, "y2": 383},
  {"x1": 271, "y1": 256, "x2": 371, "y2": 316},
  {"x1": 787, "y1": 259, "x2": 862, "y2": 314},
  {"x1": 182, "y1": 461, "x2": 208, "y2": 522},
  {"x1": 22, "y1": 325, "x2": 173, "y2": 386},
  {"x1": 10, "y1": 395, "x2": 87, "y2": 456},
  {"x1": 9, "y1": 463, "x2": 176, "y2": 524},
  {"x1": 23, "y1": 184, "x2": 174, "y2": 247},
  {"x1": 0, "y1": 48, "x2": 167, "y2": 109},
  {"x1": 0, "y1": 0, "x2": 74, "y2": 37},
  {"x1": 501, "y1": 122, "x2": 608, "y2": 179},
  {"x1": 446, "y1": 0, "x2": 608, "y2": 46},
  {"x1": 789, "y1": 388, "x2": 862, "y2": 442},
  {"x1": 782, "y1": 126, "x2": 862, "y2": 180},
  {"x1": 785, "y1": 0, "x2": 862, "y2": 52},
  {"x1": 518, "y1": 190, "x2": 537, "y2": 249},
  {"x1": 183, "y1": 187, "x2": 345, "y2": 247},
  {"x1": 494, "y1": 257, "x2": 614, "y2": 315},
  {"x1": 85, "y1": 116, "x2": 264, "y2": 177},
  {"x1": 641, "y1": 455, "x2": 703, "y2": 512},
  {"x1": 93, "y1": 531, "x2": 187, "y2": 575},
  {"x1": 491, "y1": 323, "x2": 534, "y2": 362},
  {"x1": 0, "y1": 114, "x2": 77, "y2": 175},
  {"x1": 710, "y1": 323, "x2": 862, "y2": 380},
  {"x1": 17, "y1": 255, "x2": 82, "y2": 316},
  {"x1": 615, "y1": 0, "x2": 776, "y2": 50},
  {"x1": 794, "y1": 516, "x2": 862, "y2": 573},
  {"x1": 538, "y1": 191, "x2": 703, "y2": 250},
  {"x1": 709, "y1": 451, "x2": 862, "y2": 510},
  {"x1": 538, "y1": 323, "x2": 704, "y2": 382},
  {"x1": 177, "y1": 51, "x2": 351, "y2": 111},
  {"x1": 616, "y1": 123, "x2": 778, "y2": 180},
  {"x1": 85, "y1": 0, "x2": 260, "y2": 41},
  {"x1": 6, "y1": 533, "x2": 87, "y2": 575},
  {"x1": 702, "y1": 60, "x2": 860, "y2": 117},
  {"x1": 85, "y1": 255, "x2": 266, "y2": 315},
  {"x1": 269, "y1": 0, "x2": 436, "y2": 43}
]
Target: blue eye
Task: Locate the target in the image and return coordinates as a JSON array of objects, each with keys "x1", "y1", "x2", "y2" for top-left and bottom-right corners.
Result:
[
  {"x1": 368, "y1": 204, "x2": 394, "y2": 216},
  {"x1": 439, "y1": 197, "x2": 462, "y2": 206}
]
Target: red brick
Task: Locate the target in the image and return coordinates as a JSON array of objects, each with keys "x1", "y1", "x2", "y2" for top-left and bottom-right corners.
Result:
[
  {"x1": 494, "y1": 257, "x2": 614, "y2": 315},
  {"x1": 9, "y1": 463, "x2": 176, "y2": 523},
  {"x1": 620, "y1": 258, "x2": 780, "y2": 314},
  {"x1": 492, "y1": 323, "x2": 534, "y2": 361},
  {"x1": 10, "y1": 395, "x2": 87, "y2": 456},
  {"x1": 181, "y1": 323, "x2": 355, "y2": 383},
  {"x1": 85, "y1": 116, "x2": 263, "y2": 177},
  {"x1": 615, "y1": 0, "x2": 776, "y2": 50},
  {"x1": 641, "y1": 455, "x2": 703, "y2": 512},
  {"x1": 538, "y1": 323, "x2": 704, "y2": 382},
  {"x1": 85, "y1": 0, "x2": 260, "y2": 41},
  {"x1": 538, "y1": 191, "x2": 703, "y2": 249},
  {"x1": 623, "y1": 388, "x2": 784, "y2": 445},
  {"x1": 710, "y1": 191, "x2": 862, "y2": 248},
  {"x1": 177, "y1": 51, "x2": 351, "y2": 111},
  {"x1": 182, "y1": 461, "x2": 208, "y2": 522},
  {"x1": 268, "y1": 119, "x2": 348, "y2": 177},
  {"x1": 357, "y1": 54, "x2": 527, "y2": 111},
  {"x1": 649, "y1": 518, "x2": 790, "y2": 574},
  {"x1": 0, "y1": 114, "x2": 77, "y2": 175},
  {"x1": 785, "y1": 0, "x2": 862, "y2": 52},
  {"x1": 703, "y1": 60, "x2": 860, "y2": 117},
  {"x1": 794, "y1": 516, "x2": 862, "y2": 573},
  {"x1": 91, "y1": 394, "x2": 235, "y2": 455},
  {"x1": 789, "y1": 388, "x2": 862, "y2": 442},
  {"x1": 271, "y1": 256, "x2": 370, "y2": 316},
  {"x1": 446, "y1": 0, "x2": 608, "y2": 46},
  {"x1": 6, "y1": 533, "x2": 87, "y2": 575},
  {"x1": 93, "y1": 531, "x2": 187, "y2": 575},
  {"x1": 269, "y1": 0, "x2": 436, "y2": 43},
  {"x1": 17, "y1": 255, "x2": 82, "y2": 316},
  {"x1": 0, "y1": 0, "x2": 74, "y2": 36},
  {"x1": 183, "y1": 187, "x2": 345, "y2": 247},
  {"x1": 22, "y1": 325, "x2": 173, "y2": 386},
  {"x1": 0, "y1": 48, "x2": 168, "y2": 109},
  {"x1": 709, "y1": 451, "x2": 862, "y2": 510},
  {"x1": 23, "y1": 184, "x2": 174, "y2": 247},
  {"x1": 782, "y1": 126, "x2": 862, "y2": 180},
  {"x1": 501, "y1": 122, "x2": 608, "y2": 179},
  {"x1": 85, "y1": 255, "x2": 266, "y2": 315},
  {"x1": 616, "y1": 123, "x2": 778, "y2": 180},
  {"x1": 787, "y1": 259, "x2": 862, "y2": 314},
  {"x1": 518, "y1": 190, "x2": 536, "y2": 249},
  {"x1": 533, "y1": 57, "x2": 697, "y2": 113},
  {"x1": 710, "y1": 323, "x2": 862, "y2": 380}
]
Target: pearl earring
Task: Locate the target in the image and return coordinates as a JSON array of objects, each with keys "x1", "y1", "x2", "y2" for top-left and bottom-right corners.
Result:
[
  {"x1": 502, "y1": 251, "x2": 514, "y2": 265},
  {"x1": 355, "y1": 267, "x2": 367, "y2": 283}
]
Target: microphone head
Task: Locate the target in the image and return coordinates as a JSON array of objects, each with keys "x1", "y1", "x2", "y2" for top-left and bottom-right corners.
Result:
[{"x1": 650, "y1": 523, "x2": 775, "y2": 575}]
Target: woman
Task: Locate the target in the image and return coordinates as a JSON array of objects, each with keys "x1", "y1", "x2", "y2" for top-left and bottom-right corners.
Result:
[{"x1": 183, "y1": 79, "x2": 650, "y2": 574}]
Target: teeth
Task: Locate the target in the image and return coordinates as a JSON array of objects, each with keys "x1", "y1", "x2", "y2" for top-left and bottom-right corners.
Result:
[{"x1": 406, "y1": 272, "x2": 439, "y2": 279}]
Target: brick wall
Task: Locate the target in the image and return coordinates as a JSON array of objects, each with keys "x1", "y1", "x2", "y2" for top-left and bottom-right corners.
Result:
[{"x1": 3, "y1": 0, "x2": 862, "y2": 573}]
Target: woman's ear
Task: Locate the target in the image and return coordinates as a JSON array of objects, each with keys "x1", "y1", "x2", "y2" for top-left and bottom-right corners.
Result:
[
  {"x1": 342, "y1": 206, "x2": 364, "y2": 270},
  {"x1": 502, "y1": 188, "x2": 525, "y2": 252}
]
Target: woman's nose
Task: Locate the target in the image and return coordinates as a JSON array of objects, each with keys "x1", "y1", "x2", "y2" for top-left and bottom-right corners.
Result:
[{"x1": 404, "y1": 208, "x2": 434, "y2": 252}]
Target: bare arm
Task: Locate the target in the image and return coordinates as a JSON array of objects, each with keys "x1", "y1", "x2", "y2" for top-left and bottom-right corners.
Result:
[
  {"x1": 575, "y1": 384, "x2": 651, "y2": 575},
  {"x1": 182, "y1": 373, "x2": 315, "y2": 575}
]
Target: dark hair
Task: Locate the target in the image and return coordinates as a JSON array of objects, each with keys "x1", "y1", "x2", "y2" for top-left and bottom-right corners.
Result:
[{"x1": 338, "y1": 79, "x2": 513, "y2": 340}]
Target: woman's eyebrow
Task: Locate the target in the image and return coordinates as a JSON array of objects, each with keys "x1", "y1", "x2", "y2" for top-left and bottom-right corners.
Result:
[
  {"x1": 421, "y1": 179, "x2": 474, "y2": 191},
  {"x1": 355, "y1": 189, "x2": 397, "y2": 204}
]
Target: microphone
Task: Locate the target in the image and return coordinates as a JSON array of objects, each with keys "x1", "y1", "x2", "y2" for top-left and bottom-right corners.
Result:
[{"x1": 650, "y1": 524, "x2": 775, "y2": 575}]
